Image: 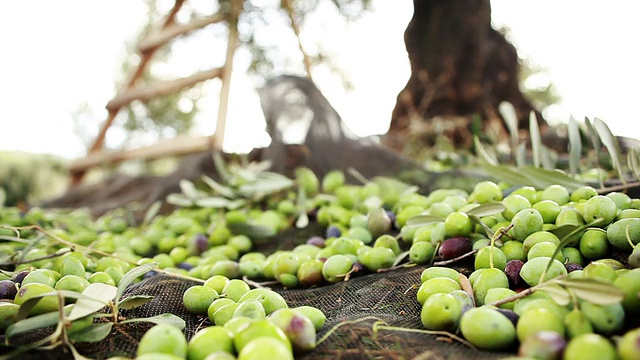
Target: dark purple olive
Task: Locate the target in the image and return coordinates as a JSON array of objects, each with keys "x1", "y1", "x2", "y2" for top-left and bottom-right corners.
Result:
[
  {"x1": 307, "y1": 208, "x2": 318, "y2": 221},
  {"x1": 143, "y1": 270, "x2": 158, "y2": 279},
  {"x1": 351, "y1": 262, "x2": 364, "y2": 273},
  {"x1": 438, "y1": 237, "x2": 472, "y2": 260},
  {"x1": 0, "y1": 280, "x2": 18, "y2": 300},
  {"x1": 564, "y1": 263, "x2": 583, "y2": 273},
  {"x1": 306, "y1": 236, "x2": 326, "y2": 248},
  {"x1": 496, "y1": 308, "x2": 519, "y2": 327},
  {"x1": 178, "y1": 262, "x2": 194, "y2": 271},
  {"x1": 385, "y1": 211, "x2": 397, "y2": 229},
  {"x1": 11, "y1": 270, "x2": 29, "y2": 285},
  {"x1": 326, "y1": 226, "x2": 341, "y2": 238},
  {"x1": 192, "y1": 233, "x2": 209, "y2": 255},
  {"x1": 504, "y1": 259, "x2": 525, "y2": 288}
]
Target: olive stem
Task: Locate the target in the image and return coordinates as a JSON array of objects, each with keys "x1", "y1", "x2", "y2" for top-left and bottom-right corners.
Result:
[
  {"x1": 0, "y1": 248, "x2": 72, "y2": 267},
  {"x1": 242, "y1": 276, "x2": 279, "y2": 289},
  {"x1": 372, "y1": 322, "x2": 477, "y2": 351},
  {"x1": 433, "y1": 249, "x2": 478, "y2": 266}
]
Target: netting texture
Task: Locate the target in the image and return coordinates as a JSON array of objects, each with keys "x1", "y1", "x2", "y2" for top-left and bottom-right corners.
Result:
[{"x1": 4, "y1": 221, "x2": 515, "y2": 360}]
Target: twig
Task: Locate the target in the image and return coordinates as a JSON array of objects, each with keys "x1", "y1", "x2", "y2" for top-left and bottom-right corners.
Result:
[
  {"x1": 433, "y1": 249, "x2": 478, "y2": 266},
  {"x1": 242, "y1": 276, "x2": 279, "y2": 289},
  {"x1": 0, "y1": 248, "x2": 71, "y2": 267}
]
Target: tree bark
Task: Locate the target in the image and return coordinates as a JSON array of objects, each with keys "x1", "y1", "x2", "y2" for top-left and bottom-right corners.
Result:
[{"x1": 384, "y1": 0, "x2": 543, "y2": 152}]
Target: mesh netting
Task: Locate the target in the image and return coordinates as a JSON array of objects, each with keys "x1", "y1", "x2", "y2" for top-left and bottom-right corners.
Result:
[{"x1": 6, "y1": 221, "x2": 515, "y2": 360}]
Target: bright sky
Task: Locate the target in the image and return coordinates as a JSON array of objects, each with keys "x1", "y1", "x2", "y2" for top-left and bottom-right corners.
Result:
[{"x1": 1, "y1": 1, "x2": 639, "y2": 160}]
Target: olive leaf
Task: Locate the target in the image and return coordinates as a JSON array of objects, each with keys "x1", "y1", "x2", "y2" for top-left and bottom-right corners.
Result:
[
  {"x1": 538, "y1": 283, "x2": 571, "y2": 306},
  {"x1": 405, "y1": 215, "x2": 443, "y2": 228},
  {"x1": 567, "y1": 115, "x2": 582, "y2": 177},
  {"x1": 465, "y1": 202, "x2": 506, "y2": 217},
  {"x1": 473, "y1": 135, "x2": 497, "y2": 165},
  {"x1": 627, "y1": 147, "x2": 640, "y2": 180},
  {"x1": 16, "y1": 291, "x2": 61, "y2": 321},
  {"x1": 142, "y1": 201, "x2": 162, "y2": 227},
  {"x1": 542, "y1": 221, "x2": 597, "y2": 282},
  {"x1": 584, "y1": 117, "x2": 604, "y2": 188},
  {"x1": 499, "y1": 101, "x2": 519, "y2": 152},
  {"x1": 117, "y1": 262, "x2": 158, "y2": 301},
  {"x1": 516, "y1": 142, "x2": 527, "y2": 168},
  {"x1": 458, "y1": 273, "x2": 475, "y2": 306},
  {"x1": 194, "y1": 197, "x2": 231, "y2": 208},
  {"x1": 530, "y1": 111, "x2": 542, "y2": 168},
  {"x1": 212, "y1": 151, "x2": 233, "y2": 183},
  {"x1": 120, "y1": 313, "x2": 186, "y2": 329},
  {"x1": 477, "y1": 164, "x2": 584, "y2": 191},
  {"x1": 393, "y1": 251, "x2": 410, "y2": 267},
  {"x1": 118, "y1": 295, "x2": 154, "y2": 310},
  {"x1": 166, "y1": 193, "x2": 194, "y2": 207},
  {"x1": 201, "y1": 175, "x2": 237, "y2": 198},
  {"x1": 594, "y1": 117, "x2": 625, "y2": 183},
  {"x1": 517, "y1": 167, "x2": 584, "y2": 192},
  {"x1": 68, "y1": 322, "x2": 113, "y2": 343},
  {"x1": 227, "y1": 222, "x2": 276, "y2": 238},
  {"x1": 468, "y1": 214, "x2": 494, "y2": 239},
  {"x1": 69, "y1": 283, "x2": 117, "y2": 321},
  {"x1": 555, "y1": 278, "x2": 624, "y2": 305},
  {"x1": 6, "y1": 309, "x2": 64, "y2": 338},
  {"x1": 179, "y1": 179, "x2": 202, "y2": 199}
]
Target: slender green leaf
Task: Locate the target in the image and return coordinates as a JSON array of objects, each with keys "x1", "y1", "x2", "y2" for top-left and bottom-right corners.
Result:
[
  {"x1": 556, "y1": 278, "x2": 625, "y2": 305},
  {"x1": 499, "y1": 101, "x2": 519, "y2": 149},
  {"x1": 458, "y1": 273, "x2": 475, "y2": 306},
  {"x1": 628, "y1": 148, "x2": 640, "y2": 180},
  {"x1": 68, "y1": 322, "x2": 113, "y2": 343},
  {"x1": 468, "y1": 214, "x2": 494, "y2": 238},
  {"x1": 473, "y1": 135, "x2": 497, "y2": 165},
  {"x1": 530, "y1": 111, "x2": 542, "y2": 168},
  {"x1": 16, "y1": 291, "x2": 60, "y2": 321},
  {"x1": 567, "y1": 116, "x2": 582, "y2": 177},
  {"x1": 548, "y1": 224, "x2": 579, "y2": 240},
  {"x1": 179, "y1": 179, "x2": 202, "y2": 199},
  {"x1": 120, "y1": 313, "x2": 186, "y2": 329},
  {"x1": 142, "y1": 201, "x2": 162, "y2": 227},
  {"x1": 477, "y1": 164, "x2": 584, "y2": 191},
  {"x1": 6, "y1": 310, "x2": 63, "y2": 338},
  {"x1": 69, "y1": 283, "x2": 117, "y2": 321},
  {"x1": 201, "y1": 175, "x2": 237, "y2": 199},
  {"x1": 238, "y1": 177, "x2": 294, "y2": 198},
  {"x1": 405, "y1": 215, "x2": 444, "y2": 228},
  {"x1": 195, "y1": 197, "x2": 231, "y2": 208},
  {"x1": 584, "y1": 117, "x2": 604, "y2": 187},
  {"x1": 518, "y1": 167, "x2": 585, "y2": 192},
  {"x1": 118, "y1": 295, "x2": 154, "y2": 310},
  {"x1": 541, "y1": 146, "x2": 556, "y2": 170},
  {"x1": 465, "y1": 202, "x2": 506, "y2": 217},
  {"x1": 212, "y1": 151, "x2": 233, "y2": 182},
  {"x1": 594, "y1": 117, "x2": 625, "y2": 183},
  {"x1": 226, "y1": 199, "x2": 247, "y2": 210},
  {"x1": 166, "y1": 193, "x2": 194, "y2": 207},
  {"x1": 393, "y1": 251, "x2": 410, "y2": 267},
  {"x1": 543, "y1": 221, "x2": 600, "y2": 282},
  {"x1": 117, "y1": 262, "x2": 158, "y2": 301},
  {"x1": 516, "y1": 142, "x2": 527, "y2": 168},
  {"x1": 227, "y1": 222, "x2": 276, "y2": 238},
  {"x1": 539, "y1": 283, "x2": 571, "y2": 306}
]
